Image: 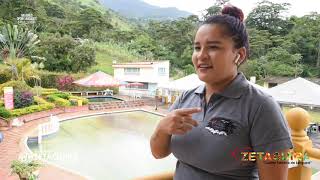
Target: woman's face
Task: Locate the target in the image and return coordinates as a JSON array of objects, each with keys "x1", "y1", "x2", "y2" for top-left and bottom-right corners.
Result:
[{"x1": 192, "y1": 24, "x2": 239, "y2": 85}]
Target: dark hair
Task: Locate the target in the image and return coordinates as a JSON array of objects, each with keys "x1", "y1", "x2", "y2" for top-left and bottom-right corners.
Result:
[{"x1": 203, "y1": 5, "x2": 249, "y2": 59}]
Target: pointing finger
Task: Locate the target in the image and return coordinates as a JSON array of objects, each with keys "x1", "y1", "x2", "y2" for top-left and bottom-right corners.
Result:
[{"x1": 175, "y1": 107, "x2": 201, "y2": 115}]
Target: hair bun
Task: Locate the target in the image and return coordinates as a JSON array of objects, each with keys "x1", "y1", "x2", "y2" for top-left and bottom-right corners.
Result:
[{"x1": 221, "y1": 5, "x2": 244, "y2": 22}]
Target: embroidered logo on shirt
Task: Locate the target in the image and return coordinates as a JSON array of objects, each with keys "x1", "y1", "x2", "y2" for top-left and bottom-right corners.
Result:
[{"x1": 205, "y1": 117, "x2": 236, "y2": 136}]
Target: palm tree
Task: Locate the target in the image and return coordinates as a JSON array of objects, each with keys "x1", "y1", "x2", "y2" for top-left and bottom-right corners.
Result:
[{"x1": 0, "y1": 24, "x2": 39, "y2": 80}]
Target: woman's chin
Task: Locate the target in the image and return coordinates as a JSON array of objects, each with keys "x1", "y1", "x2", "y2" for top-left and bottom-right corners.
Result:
[{"x1": 197, "y1": 73, "x2": 210, "y2": 82}]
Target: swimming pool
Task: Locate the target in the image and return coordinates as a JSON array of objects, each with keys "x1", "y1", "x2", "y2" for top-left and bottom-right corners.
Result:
[
  {"x1": 88, "y1": 96, "x2": 123, "y2": 103},
  {"x1": 27, "y1": 110, "x2": 176, "y2": 179}
]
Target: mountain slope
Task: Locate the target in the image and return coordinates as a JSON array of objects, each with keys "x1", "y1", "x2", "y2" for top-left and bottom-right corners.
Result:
[
  {"x1": 47, "y1": 0, "x2": 134, "y2": 31},
  {"x1": 98, "y1": 0, "x2": 192, "y2": 19}
]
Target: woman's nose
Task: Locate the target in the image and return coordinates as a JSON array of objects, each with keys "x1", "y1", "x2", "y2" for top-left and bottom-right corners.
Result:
[{"x1": 197, "y1": 48, "x2": 209, "y2": 60}]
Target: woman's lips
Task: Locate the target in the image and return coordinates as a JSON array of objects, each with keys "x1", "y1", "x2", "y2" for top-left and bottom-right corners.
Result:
[
  {"x1": 197, "y1": 64, "x2": 212, "y2": 68},
  {"x1": 197, "y1": 65, "x2": 213, "y2": 71}
]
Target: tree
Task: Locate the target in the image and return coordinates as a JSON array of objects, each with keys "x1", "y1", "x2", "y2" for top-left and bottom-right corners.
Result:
[
  {"x1": 245, "y1": 47, "x2": 303, "y2": 78},
  {"x1": 69, "y1": 41, "x2": 96, "y2": 72},
  {"x1": 246, "y1": 0, "x2": 292, "y2": 35},
  {"x1": 202, "y1": 0, "x2": 230, "y2": 19},
  {"x1": 145, "y1": 15, "x2": 199, "y2": 69},
  {"x1": 284, "y1": 13, "x2": 320, "y2": 67},
  {"x1": 43, "y1": 2, "x2": 65, "y2": 19},
  {"x1": 0, "y1": 0, "x2": 36, "y2": 23},
  {"x1": 0, "y1": 57, "x2": 37, "y2": 82},
  {"x1": 247, "y1": 28, "x2": 272, "y2": 58},
  {"x1": 244, "y1": 58, "x2": 268, "y2": 79},
  {"x1": 36, "y1": 33, "x2": 96, "y2": 72},
  {"x1": 74, "y1": 8, "x2": 113, "y2": 37},
  {"x1": 129, "y1": 34, "x2": 156, "y2": 58},
  {"x1": 183, "y1": 64, "x2": 195, "y2": 75},
  {"x1": 264, "y1": 47, "x2": 303, "y2": 77},
  {"x1": 36, "y1": 33, "x2": 77, "y2": 72},
  {"x1": 0, "y1": 24, "x2": 39, "y2": 61},
  {"x1": 0, "y1": 24, "x2": 39, "y2": 80}
]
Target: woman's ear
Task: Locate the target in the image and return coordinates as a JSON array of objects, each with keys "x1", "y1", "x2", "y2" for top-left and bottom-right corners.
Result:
[
  {"x1": 236, "y1": 47, "x2": 246, "y2": 65},
  {"x1": 234, "y1": 54, "x2": 240, "y2": 64}
]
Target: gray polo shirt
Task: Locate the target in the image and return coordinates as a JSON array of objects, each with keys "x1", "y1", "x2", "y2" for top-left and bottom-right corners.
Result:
[{"x1": 169, "y1": 72, "x2": 293, "y2": 180}]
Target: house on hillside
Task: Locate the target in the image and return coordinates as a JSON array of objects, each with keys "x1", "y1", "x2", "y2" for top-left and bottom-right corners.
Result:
[{"x1": 113, "y1": 61, "x2": 170, "y2": 97}]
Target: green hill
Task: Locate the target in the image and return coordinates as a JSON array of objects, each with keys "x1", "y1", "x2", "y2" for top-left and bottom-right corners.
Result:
[
  {"x1": 48, "y1": 0, "x2": 134, "y2": 31},
  {"x1": 45, "y1": 0, "x2": 141, "y2": 75},
  {"x1": 79, "y1": 0, "x2": 134, "y2": 30},
  {"x1": 89, "y1": 42, "x2": 143, "y2": 75},
  {"x1": 74, "y1": 0, "x2": 141, "y2": 73}
]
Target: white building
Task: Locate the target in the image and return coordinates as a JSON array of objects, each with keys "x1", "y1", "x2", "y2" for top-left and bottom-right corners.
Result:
[{"x1": 113, "y1": 61, "x2": 170, "y2": 97}]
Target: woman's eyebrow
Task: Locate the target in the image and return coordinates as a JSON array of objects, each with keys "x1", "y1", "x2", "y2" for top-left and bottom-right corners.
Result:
[
  {"x1": 193, "y1": 41, "x2": 222, "y2": 45},
  {"x1": 207, "y1": 40, "x2": 222, "y2": 44}
]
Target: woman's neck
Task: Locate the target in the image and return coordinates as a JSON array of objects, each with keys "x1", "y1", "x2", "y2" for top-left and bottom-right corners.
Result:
[{"x1": 205, "y1": 72, "x2": 238, "y2": 103}]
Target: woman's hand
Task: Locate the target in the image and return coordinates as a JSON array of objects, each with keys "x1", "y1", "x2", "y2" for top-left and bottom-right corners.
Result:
[
  {"x1": 157, "y1": 107, "x2": 201, "y2": 135},
  {"x1": 150, "y1": 107, "x2": 201, "y2": 159}
]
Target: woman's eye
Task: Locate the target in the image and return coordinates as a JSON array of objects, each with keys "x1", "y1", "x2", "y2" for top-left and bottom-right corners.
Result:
[
  {"x1": 194, "y1": 46, "x2": 201, "y2": 51},
  {"x1": 208, "y1": 46, "x2": 219, "y2": 49}
]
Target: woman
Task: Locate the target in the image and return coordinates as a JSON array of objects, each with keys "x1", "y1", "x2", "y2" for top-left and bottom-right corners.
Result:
[{"x1": 150, "y1": 5, "x2": 293, "y2": 180}]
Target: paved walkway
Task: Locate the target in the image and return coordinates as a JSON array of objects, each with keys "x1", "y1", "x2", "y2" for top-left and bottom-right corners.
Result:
[{"x1": 0, "y1": 103, "x2": 169, "y2": 180}]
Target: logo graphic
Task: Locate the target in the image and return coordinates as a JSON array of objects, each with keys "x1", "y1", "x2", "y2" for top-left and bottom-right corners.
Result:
[
  {"x1": 205, "y1": 117, "x2": 236, "y2": 136},
  {"x1": 230, "y1": 147, "x2": 310, "y2": 165}
]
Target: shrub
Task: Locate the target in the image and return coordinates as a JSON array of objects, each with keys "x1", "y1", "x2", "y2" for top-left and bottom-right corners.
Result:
[
  {"x1": 27, "y1": 70, "x2": 62, "y2": 88},
  {"x1": 26, "y1": 70, "x2": 89, "y2": 91},
  {"x1": 46, "y1": 95, "x2": 71, "y2": 107},
  {"x1": 14, "y1": 91, "x2": 34, "y2": 109},
  {"x1": 9, "y1": 96, "x2": 55, "y2": 117},
  {"x1": 0, "y1": 81, "x2": 31, "y2": 96},
  {"x1": 10, "y1": 103, "x2": 55, "y2": 117},
  {"x1": 41, "y1": 88, "x2": 60, "y2": 95},
  {"x1": 52, "y1": 93, "x2": 70, "y2": 99},
  {"x1": 69, "y1": 99, "x2": 78, "y2": 106},
  {"x1": 34, "y1": 96, "x2": 50, "y2": 105},
  {"x1": 54, "y1": 98, "x2": 71, "y2": 107},
  {"x1": 0, "y1": 100, "x2": 4, "y2": 107},
  {"x1": 0, "y1": 107, "x2": 11, "y2": 118},
  {"x1": 11, "y1": 160, "x2": 42, "y2": 180},
  {"x1": 68, "y1": 95, "x2": 88, "y2": 105},
  {"x1": 56, "y1": 75, "x2": 75, "y2": 91},
  {"x1": 0, "y1": 67, "x2": 11, "y2": 84},
  {"x1": 34, "y1": 96, "x2": 55, "y2": 108}
]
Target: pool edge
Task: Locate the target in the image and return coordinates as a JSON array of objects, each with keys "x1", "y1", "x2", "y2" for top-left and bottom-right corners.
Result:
[{"x1": 21, "y1": 108, "x2": 166, "y2": 180}]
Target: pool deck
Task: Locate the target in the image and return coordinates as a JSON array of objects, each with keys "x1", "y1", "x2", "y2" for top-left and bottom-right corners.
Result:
[{"x1": 0, "y1": 101, "x2": 169, "y2": 180}]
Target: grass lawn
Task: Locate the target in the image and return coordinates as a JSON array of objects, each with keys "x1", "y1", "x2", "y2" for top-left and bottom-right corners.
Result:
[
  {"x1": 89, "y1": 42, "x2": 142, "y2": 75},
  {"x1": 282, "y1": 107, "x2": 320, "y2": 123},
  {"x1": 90, "y1": 51, "x2": 114, "y2": 75}
]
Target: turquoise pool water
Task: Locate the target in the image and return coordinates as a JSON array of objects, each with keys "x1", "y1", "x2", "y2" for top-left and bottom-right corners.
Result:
[{"x1": 27, "y1": 111, "x2": 176, "y2": 180}]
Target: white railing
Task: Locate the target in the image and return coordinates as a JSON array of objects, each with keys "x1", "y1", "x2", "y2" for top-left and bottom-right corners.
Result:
[{"x1": 38, "y1": 115, "x2": 60, "y2": 144}]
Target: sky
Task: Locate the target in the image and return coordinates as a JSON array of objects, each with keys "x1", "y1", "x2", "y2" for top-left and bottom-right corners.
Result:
[{"x1": 143, "y1": 0, "x2": 320, "y2": 17}]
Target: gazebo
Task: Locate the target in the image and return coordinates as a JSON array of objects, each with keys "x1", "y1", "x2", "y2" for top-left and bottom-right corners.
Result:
[
  {"x1": 73, "y1": 71, "x2": 123, "y2": 96},
  {"x1": 266, "y1": 77, "x2": 320, "y2": 108},
  {"x1": 73, "y1": 71, "x2": 122, "y2": 87}
]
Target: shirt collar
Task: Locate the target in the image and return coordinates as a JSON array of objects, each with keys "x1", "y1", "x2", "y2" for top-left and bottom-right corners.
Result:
[{"x1": 194, "y1": 72, "x2": 249, "y2": 99}]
